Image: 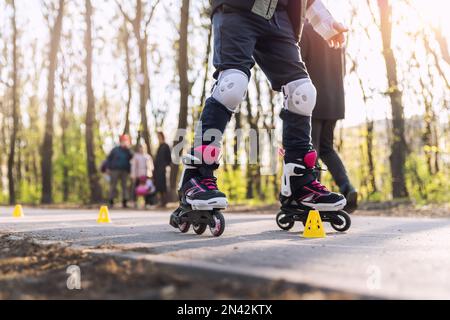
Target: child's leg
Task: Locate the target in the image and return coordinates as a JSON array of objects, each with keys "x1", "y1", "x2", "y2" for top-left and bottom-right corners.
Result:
[
  {"x1": 279, "y1": 78, "x2": 316, "y2": 161},
  {"x1": 179, "y1": 9, "x2": 258, "y2": 210},
  {"x1": 181, "y1": 73, "x2": 249, "y2": 210},
  {"x1": 189, "y1": 8, "x2": 258, "y2": 159},
  {"x1": 254, "y1": 11, "x2": 315, "y2": 160},
  {"x1": 278, "y1": 80, "x2": 346, "y2": 210},
  {"x1": 192, "y1": 70, "x2": 247, "y2": 152},
  {"x1": 108, "y1": 170, "x2": 119, "y2": 204},
  {"x1": 254, "y1": 11, "x2": 346, "y2": 211}
]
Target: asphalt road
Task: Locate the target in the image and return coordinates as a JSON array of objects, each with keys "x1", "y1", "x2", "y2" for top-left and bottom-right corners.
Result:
[{"x1": 1, "y1": 207, "x2": 449, "y2": 299}]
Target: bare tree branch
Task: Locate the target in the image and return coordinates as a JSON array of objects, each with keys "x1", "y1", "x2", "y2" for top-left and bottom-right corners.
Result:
[
  {"x1": 145, "y1": 0, "x2": 161, "y2": 30},
  {"x1": 423, "y1": 34, "x2": 450, "y2": 90},
  {"x1": 432, "y1": 26, "x2": 450, "y2": 65},
  {"x1": 115, "y1": 0, "x2": 134, "y2": 24}
]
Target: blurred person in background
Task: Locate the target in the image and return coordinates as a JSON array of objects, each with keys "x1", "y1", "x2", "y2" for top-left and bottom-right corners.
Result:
[
  {"x1": 153, "y1": 132, "x2": 172, "y2": 208},
  {"x1": 105, "y1": 135, "x2": 133, "y2": 209}
]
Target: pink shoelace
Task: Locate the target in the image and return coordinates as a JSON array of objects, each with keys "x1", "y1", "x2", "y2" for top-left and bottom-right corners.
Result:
[
  {"x1": 201, "y1": 177, "x2": 218, "y2": 190},
  {"x1": 311, "y1": 180, "x2": 329, "y2": 192}
]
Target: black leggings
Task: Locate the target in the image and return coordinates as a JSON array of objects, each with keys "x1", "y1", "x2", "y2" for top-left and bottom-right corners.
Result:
[{"x1": 311, "y1": 119, "x2": 351, "y2": 190}]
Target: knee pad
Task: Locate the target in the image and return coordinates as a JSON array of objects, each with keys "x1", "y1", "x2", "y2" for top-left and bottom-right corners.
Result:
[
  {"x1": 282, "y1": 79, "x2": 317, "y2": 116},
  {"x1": 212, "y1": 69, "x2": 249, "y2": 113}
]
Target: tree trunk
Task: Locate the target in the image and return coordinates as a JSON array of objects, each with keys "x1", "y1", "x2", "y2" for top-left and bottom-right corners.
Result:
[
  {"x1": 366, "y1": 119, "x2": 378, "y2": 194},
  {"x1": 357, "y1": 76, "x2": 378, "y2": 195},
  {"x1": 0, "y1": 113, "x2": 7, "y2": 195},
  {"x1": 137, "y1": 35, "x2": 152, "y2": 154},
  {"x1": 196, "y1": 24, "x2": 212, "y2": 125},
  {"x1": 59, "y1": 39, "x2": 69, "y2": 202},
  {"x1": 268, "y1": 89, "x2": 279, "y2": 198},
  {"x1": 122, "y1": 20, "x2": 132, "y2": 135},
  {"x1": 252, "y1": 73, "x2": 263, "y2": 198},
  {"x1": 41, "y1": 0, "x2": 65, "y2": 204},
  {"x1": 377, "y1": 0, "x2": 408, "y2": 199},
  {"x1": 170, "y1": 0, "x2": 190, "y2": 198},
  {"x1": 244, "y1": 95, "x2": 259, "y2": 200},
  {"x1": 233, "y1": 112, "x2": 242, "y2": 171},
  {"x1": 131, "y1": 0, "x2": 152, "y2": 156},
  {"x1": 85, "y1": 0, "x2": 103, "y2": 203},
  {"x1": 60, "y1": 95, "x2": 69, "y2": 202},
  {"x1": 432, "y1": 121, "x2": 440, "y2": 173},
  {"x1": 7, "y1": 0, "x2": 19, "y2": 205}
]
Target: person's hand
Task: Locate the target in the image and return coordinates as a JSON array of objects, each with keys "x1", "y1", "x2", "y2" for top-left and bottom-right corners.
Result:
[{"x1": 327, "y1": 22, "x2": 348, "y2": 49}]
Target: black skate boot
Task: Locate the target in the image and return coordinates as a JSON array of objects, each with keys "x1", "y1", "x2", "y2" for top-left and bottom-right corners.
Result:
[
  {"x1": 178, "y1": 151, "x2": 228, "y2": 211},
  {"x1": 276, "y1": 150, "x2": 351, "y2": 233},
  {"x1": 170, "y1": 146, "x2": 227, "y2": 237},
  {"x1": 281, "y1": 150, "x2": 346, "y2": 211}
]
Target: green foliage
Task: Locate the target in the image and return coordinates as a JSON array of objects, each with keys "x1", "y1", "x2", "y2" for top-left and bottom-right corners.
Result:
[
  {"x1": 218, "y1": 166, "x2": 247, "y2": 203},
  {"x1": 405, "y1": 155, "x2": 450, "y2": 204},
  {"x1": 9, "y1": 115, "x2": 107, "y2": 205},
  {"x1": 17, "y1": 180, "x2": 41, "y2": 205}
]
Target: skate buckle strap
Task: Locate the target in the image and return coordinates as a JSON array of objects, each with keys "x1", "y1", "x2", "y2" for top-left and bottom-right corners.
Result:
[
  {"x1": 311, "y1": 180, "x2": 329, "y2": 192},
  {"x1": 294, "y1": 160, "x2": 327, "y2": 176},
  {"x1": 201, "y1": 177, "x2": 219, "y2": 191}
]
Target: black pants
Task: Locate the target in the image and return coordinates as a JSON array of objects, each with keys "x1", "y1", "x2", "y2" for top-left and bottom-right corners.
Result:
[
  {"x1": 311, "y1": 119, "x2": 351, "y2": 191},
  {"x1": 195, "y1": 8, "x2": 312, "y2": 160}
]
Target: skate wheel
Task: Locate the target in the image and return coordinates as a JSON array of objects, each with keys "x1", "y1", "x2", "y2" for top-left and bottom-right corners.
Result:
[
  {"x1": 170, "y1": 208, "x2": 183, "y2": 229},
  {"x1": 330, "y1": 211, "x2": 351, "y2": 232},
  {"x1": 178, "y1": 222, "x2": 191, "y2": 233},
  {"x1": 276, "y1": 211, "x2": 295, "y2": 231},
  {"x1": 209, "y1": 211, "x2": 225, "y2": 237},
  {"x1": 193, "y1": 224, "x2": 207, "y2": 235}
]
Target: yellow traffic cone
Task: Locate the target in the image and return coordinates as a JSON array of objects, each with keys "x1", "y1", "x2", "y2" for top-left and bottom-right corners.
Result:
[
  {"x1": 303, "y1": 210, "x2": 326, "y2": 238},
  {"x1": 97, "y1": 206, "x2": 112, "y2": 224},
  {"x1": 13, "y1": 205, "x2": 24, "y2": 218}
]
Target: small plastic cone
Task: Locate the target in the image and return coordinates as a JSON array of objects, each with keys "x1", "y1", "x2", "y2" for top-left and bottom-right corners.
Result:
[
  {"x1": 13, "y1": 205, "x2": 24, "y2": 218},
  {"x1": 303, "y1": 210, "x2": 326, "y2": 238},
  {"x1": 97, "y1": 206, "x2": 112, "y2": 224}
]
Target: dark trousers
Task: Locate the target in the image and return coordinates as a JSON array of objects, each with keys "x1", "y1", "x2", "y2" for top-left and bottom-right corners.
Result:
[
  {"x1": 195, "y1": 8, "x2": 312, "y2": 160},
  {"x1": 311, "y1": 119, "x2": 351, "y2": 191},
  {"x1": 109, "y1": 170, "x2": 129, "y2": 201}
]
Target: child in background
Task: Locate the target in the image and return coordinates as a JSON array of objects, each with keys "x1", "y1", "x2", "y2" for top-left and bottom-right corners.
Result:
[
  {"x1": 130, "y1": 144, "x2": 154, "y2": 207},
  {"x1": 135, "y1": 176, "x2": 157, "y2": 208}
]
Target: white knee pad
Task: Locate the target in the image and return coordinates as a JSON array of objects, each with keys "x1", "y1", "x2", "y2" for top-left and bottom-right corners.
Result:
[
  {"x1": 212, "y1": 69, "x2": 249, "y2": 113},
  {"x1": 282, "y1": 79, "x2": 317, "y2": 116}
]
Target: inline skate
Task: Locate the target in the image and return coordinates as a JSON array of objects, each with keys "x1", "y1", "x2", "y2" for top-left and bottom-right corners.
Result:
[
  {"x1": 170, "y1": 147, "x2": 227, "y2": 237},
  {"x1": 276, "y1": 150, "x2": 351, "y2": 233}
]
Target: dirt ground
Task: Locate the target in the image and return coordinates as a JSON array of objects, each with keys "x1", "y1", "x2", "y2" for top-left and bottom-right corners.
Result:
[{"x1": 0, "y1": 235, "x2": 360, "y2": 300}]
